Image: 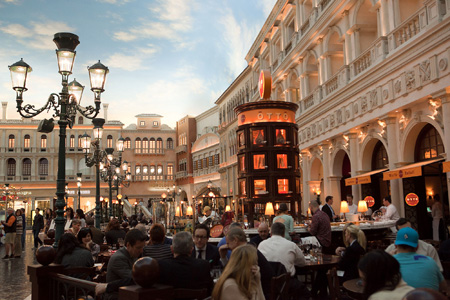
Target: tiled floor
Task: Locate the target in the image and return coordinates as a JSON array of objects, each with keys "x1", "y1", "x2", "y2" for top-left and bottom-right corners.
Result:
[{"x1": 0, "y1": 231, "x2": 35, "y2": 300}]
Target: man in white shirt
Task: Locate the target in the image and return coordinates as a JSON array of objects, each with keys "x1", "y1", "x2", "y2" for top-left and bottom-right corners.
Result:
[
  {"x1": 258, "y1": 222, "x2": 309, "y2": 299},
  {"x1": 346, "y1": 194, "x2": 358, "y2": 214},
  {"x1": 385, "y1": 218, "x2": 442, "y2": 272},
  {"x1": 382, "y1": 196, "x2": 400, "y2": 221}
]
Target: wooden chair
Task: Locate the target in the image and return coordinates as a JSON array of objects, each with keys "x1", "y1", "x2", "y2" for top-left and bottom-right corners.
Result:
[
  {"x1": 270, "y1": 273, "x2": 290, "y2": 300},
  {"x1": 100, "y1": 243, "x2": 110, "y2": 252},
  {"x1": 326, "y1": 267, "x2": 341, "y2": 300},
  {"x1": 61, "y1": 266, "x2": 97, "y2": 281},
  {"x1": 173, "y1": 288, "x2": 208, "y2": 300},
  {"x1": 44, "y1": 238, "x2": 54, "y2": 245}
]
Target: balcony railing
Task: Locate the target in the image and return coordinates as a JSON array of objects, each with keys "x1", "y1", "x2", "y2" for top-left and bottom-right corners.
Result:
[
  {"x1": 350, "y1": 36, "x2": 388, "y2": 77},
  {"x1": 323, "y1": 65, "x2": 349, "y2": 98},
  {"x1": 388, "y1": 8, "x2": 425, "y2": 51},
  {"x1": 175, "y1": 171, "x2": 188, "y2": 179},
  {"x1": 175, "y1": 145, "x2": 187, "y2": 154}
]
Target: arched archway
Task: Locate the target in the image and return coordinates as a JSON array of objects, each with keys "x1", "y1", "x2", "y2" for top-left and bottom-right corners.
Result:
[
  {"x1": 310, "y1": 157, "x2": 324, "y2": 203},
  {"x1": 332, "y1": 149, "x2": 352, "y2": 202},
  {"x1": 352, "y1": 0, "x2": 378, "y2": 54}
]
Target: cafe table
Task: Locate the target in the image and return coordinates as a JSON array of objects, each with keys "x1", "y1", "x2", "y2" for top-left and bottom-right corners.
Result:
[{"x1": 343, "y1": 278, "x2": 365, "y2": 300}]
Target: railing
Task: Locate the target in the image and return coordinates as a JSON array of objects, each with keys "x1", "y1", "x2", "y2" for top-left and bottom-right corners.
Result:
[
  {"x1": 175, "y1": 171, "x2": 188, "y2": 179},
  {"x1": 175, "y1": 145, "x2": 187, "y2": 154},
  {"x1": 50, "y1": 273, "x2": 99, "y2": 300},
  {"x1": 323, "y1": 65, "x2": 349, "y2": 97},
  {"x1": 303, "y1": 94, "x2": 314, "y2": 110},
  {"x1": 300, "y1": 19, "x2": 310, "y2": 35},
  {"x1": 388, "y1": 8, "x2": 424, "y2": 51},
  {"x1": 122, "y1": 198, "x2": 133, "y2": 217},
  {"x1": 350, "y1": 36, "x2": 388, "y2": 77},
  {"x1": 138, "y1": 202, "x2": 152, "y2": 220}
]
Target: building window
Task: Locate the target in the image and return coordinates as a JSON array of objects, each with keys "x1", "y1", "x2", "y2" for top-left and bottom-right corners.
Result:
[
  {"x1": 277, "y1": 154, "x2": 288, "y2": 169},
  {"x1": 252, "y1": 129, "x2": 265, "y2": 145},
  {"x1": 253, "y1": 154, "x2": 266, "y2": 170},
  {"x1": 167, "y1": 165, "x2": 173, "y2": 180},
  {"x1": 40, "y1": 135, "x2": 47, "y2": 149},
  {"x1": 193, "y1": 160, "x2": 197, "y2": 171},
  {"x1": 135, "y1": 164, "x2": 141, "y2": 180},
  {"x1": 143, "y1": 138, "x2": 149, "y2": 153},
  {"x1": 70, "y1": 135, "x2": 75, "y2": 148},
  {"x1": 107, "y1": 135, "x2": 113, "y2": 148},
  {"x1": 140, "y1": 121, "x2": 145, "y2": 126},
  {"x1": 254, "y1": 179, "x2": 267, "y2": 195},
  {"x1": 372, "y1": 141, "x2": 389, "y2": 170},
  {"x1": 156, "y1": 138, "x2": 163, "y2": 153},
  {"x1": 39, "y1": 158, "x2": 48, "y2": 175},
  {"x1": 277, "y1": 179, "x2": 289, "y2": 194},
  {"x1": 135, "y1": 138, "x2": 141, "y2": 153},
  {"x1": 150, "y1": 138, "x2": 156, "y2": 154},
  {"x1": 124, "y1": 137, "x2": 131, "y2": 149},
  {"x1": 7, "y1": 158, "x2": 16, "y2": 176},
  {"x1": 157, "y1": 165, "x2": 163, "y2": 180},
  {"x1": 203, "y1": 158, "x2": 207, "y2": 168},
  {"x1": 167, "y1": 138, "x2": 173, "y2": 149},
  {"x1": 143, "y1": 164, "x2": 149, "y2": 180},
  {"x1": 23, "y1": 158, "x2": 31, "y2": 176},
  {"x1": 416, "y1": 124, "x2": 444, "y2": 161},
  {"x1": 215, "y1": 154, "x2": 219, "y2": 165},
  {"x1": 153, "y1": 121, "x2": 158, "y2": 127},
  {"x1": 8, "y1": 135, "x2": 15, "y2": 149},
  {"x1": 275, "y1": 129, "x2": 287, "y2": 145},
  {"x1": 24, "y1": 135, "x2": 31, "y2": 149},
  {"x1": 78, "y1": 135, "x2": 83, "y2": 149},
  {"x1": 149, "y1": 165, "x2": 155, "y2": 180},
  {"x1": 78, "y1": 116, "x2": 83, "y2": 124}
]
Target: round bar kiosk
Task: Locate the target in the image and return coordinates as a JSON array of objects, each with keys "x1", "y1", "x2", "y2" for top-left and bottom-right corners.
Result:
[{"x1": 234, "y1": 70, "x2": 301, "y2": 228}]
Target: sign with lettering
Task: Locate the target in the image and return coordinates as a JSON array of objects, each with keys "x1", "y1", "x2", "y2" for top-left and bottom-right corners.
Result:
[
  {"x1": 345, "y1": 175, "x2": 371, "y2": 186},
  {"x1": 237, "y1": 108, "x2": 296, "y2": 126},
  {"x1": 383, "y1": 166, "x2": 422, "y2": 181},
  {"x1": 405, "y1": 193, "x2": 419, "y2": 206},
  {"x1": 364, "y1": 196, "x2": 375, "y2": 207}
]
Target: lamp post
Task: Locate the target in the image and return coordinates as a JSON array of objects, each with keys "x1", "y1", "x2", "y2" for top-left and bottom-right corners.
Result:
[
  {"x1": 83, "y1": 118, "x2": 124, "y2": 227},
  {"x1": 77, "y1": 172, "x2": 82, "y2": 210},
  {"x1": 65, "y1": 183, "x2": 69, "y2": 203},
  {"x1": 8, "y1": 32, "x2": 108, "y2": 246}
]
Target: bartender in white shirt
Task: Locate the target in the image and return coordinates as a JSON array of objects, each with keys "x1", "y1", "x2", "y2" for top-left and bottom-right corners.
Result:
[
  {"x1": 346, "y1": 194, "x2": 358, "y2": 214},
  {"x1": 381, "y1": 196, "x2": 400, "y2": 221}
]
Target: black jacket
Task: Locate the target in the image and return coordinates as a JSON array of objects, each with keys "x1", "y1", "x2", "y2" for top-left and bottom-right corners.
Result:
[
  {"x1": 158, "y1": 255, "x2": 214, "y2": 295},
  {"x1": 191, "y1": 243, "x2": 220, "y2": 267},
  {"x1": 33, "y1": 214, "x2": 44, "y2": 231},
  {"x1": 321, "y1": 204, "x2": 335, "y2": 222},
  {"x1": 338, "y1": 241, "x2": 365, "y2": 282}
]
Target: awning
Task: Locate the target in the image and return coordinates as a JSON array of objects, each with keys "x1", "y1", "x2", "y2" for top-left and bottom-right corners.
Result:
[
  {"x1": 443, "y1": 161, "x2": 450, "y2": 173},
  {"x1": 383, "y1": 158, "x2": 444, "y2": 181},
  {"x1": 345, "y1": 168, "x2": 388, "y2": 186}
]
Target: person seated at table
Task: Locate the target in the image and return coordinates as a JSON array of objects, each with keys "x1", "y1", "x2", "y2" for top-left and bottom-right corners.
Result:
[
  {"x1": 67, "y1": 219, "x2": 82, "y2": 236},
  {"x1": 191, "y1": 223, "x2": 220, "y2": 267},
  {"x1": 77, "y1": 227, "x2": 100, "y2": 261},
  {"x1": 143, "y1": 223, "x2": 173, "y2": 261},
  {"x1": 75, "y1": 208, "x2": 86, "y2": 228},
  {"x1": 385, "y1": 218, "x2": 443, "y2": 272},
  {"x1": 219, "y1": 228, "x2": 273, "y2": 299},
  {"x1": 393, "y1": 227, "x2": 446, "y2": 292},
  {"x1": 135, "y1": 223, "x2": 149, "y2": 241},
  {"x1": 105, "y1": 229, "x2": 147, "y2": 299},
  {"x1": 249, "y1": 222, "x2": 270, "y2": 247},
  {"x1": 212, "y1": 244, "x2": 265, "y2": 300},
  {"x1": 105, "y1": 218, "x2": 126, "y2": 246},
  {"x1": 273, "y1": 203, "x2": 295, "y2": 240},
  {"x1": 335, "y1": 224, "x2": 366, "y2": 283},
  {"x1": 258, "y1": 222, "x2": 309, "y2": 299},
  {"x1": 358, "y1": 250, "x2": 414, "y2": 300},
  {"x1": 55, "y1": 233, "x2": 94, "y2": 277},
  {"x1": 158, "y1": 231, "x2": 214, "y2": 294},
  {"x1": 86, "y1": 217, "x2": 104, "y2": 245},
  {"x1": 217, "y1": 222, "x2": 242, "y2": 259}
]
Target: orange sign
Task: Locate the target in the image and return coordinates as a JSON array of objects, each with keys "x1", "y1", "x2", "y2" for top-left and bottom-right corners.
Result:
[
  {"x1": 238, "y1": 108, "x2": 296, "y2": 126},
  {"x1": 443, "y1": 161, "x2": 450, "y2": 173},
  {"x1": 259, "y1": 70, "x2": 272, "y2": 99},
  {"x1": 345, "y1": 175, "x2": 371, "y2": 186},
  {"x1": 405, "y1": 193, "x2": 419, "y2": 206},
  {"x1": 383, "y1": 166, "x2": 422, "y2": 181},
  {"x1": 364, "y1": 196, "x2": 375, "y2": 207}
]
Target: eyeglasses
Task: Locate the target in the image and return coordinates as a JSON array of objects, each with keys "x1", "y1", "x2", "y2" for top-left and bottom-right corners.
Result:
[{"x1": 194, "y1": 235, "x2": 208, "y2": 240}]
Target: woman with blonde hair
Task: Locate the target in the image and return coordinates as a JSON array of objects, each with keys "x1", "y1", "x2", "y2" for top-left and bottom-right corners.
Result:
[
  {"x1": 335, "y1": 224, "x2": 366, "y2": 283},
  {"x1": 212, "y1": 244, "x2": 264, "y2": 300}
]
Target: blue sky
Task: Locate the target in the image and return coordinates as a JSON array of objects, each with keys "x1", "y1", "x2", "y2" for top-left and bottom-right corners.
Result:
[{"x1": 0, "y1": 0, "x2": 276, "y2": 128}]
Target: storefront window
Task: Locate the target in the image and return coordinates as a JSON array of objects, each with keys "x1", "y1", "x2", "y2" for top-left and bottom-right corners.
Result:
[
  {"x1": 239, "y1": 155, "x2": 246, "y2": 172},
  {"x1": 252, "y1": 129, "x2": 265, "y2": 145},
  {"x1": 277, "y1": 154, "x2": 288, "y2": 169},
  {"x1": 296, "y1": 178, "x2": 300, "y2": 193},
  {"x1": 253, "y1": 154, "x2": 266, "y2": 170},
  {"x1": 254, "y1": 179, "x2": 267, "y2": 195},
  {"x1": 278, "y1": 179, "x2": 289, "y2": 194},
  {"x1": 416, "y1": 124, "x2": 444, "y2": 161},
  {"x1": 275, "y1": 129, "x2": 287, "y2": 145},
  {"x1": 238, "y1": 132, "x2": 245, "y2": 148},
  {"x1": 239, "y1": 179, "x2": 246, "y2": 196}
]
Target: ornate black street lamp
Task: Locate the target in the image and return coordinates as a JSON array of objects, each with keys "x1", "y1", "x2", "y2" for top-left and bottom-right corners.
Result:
[
  {"x1": 77, "y1": 173, "x2": 82, "y2": 210},
  {"x1": 8, "y1": 33, "x2": 108, "y2": 246}
]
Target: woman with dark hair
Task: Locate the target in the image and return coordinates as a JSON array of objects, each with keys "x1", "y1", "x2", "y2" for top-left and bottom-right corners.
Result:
[
  {"x1": 55, "y1": 233, "x2": 94, "y2": 268},
  {"x1": 358, "y1": 250, "x2": 413, "y2": 299},
  {"x1": 105, "y1": 218, "x2": 126, "y2": 246},
  {"x1": 44, "y1": 208, "x2": 53, "y2": 234},
  {"x1": 64, "y1": 207, "x2": 74, "y2": 231},
  {"x1": 77, "y1": 227, "x2": 100, "y2": 260},
  {"x1": 75, "y1": 208, "x2": 86, "y2": 228},
  {"x1": 273, "y1": 203, "x2": 294, "y2": 240}
]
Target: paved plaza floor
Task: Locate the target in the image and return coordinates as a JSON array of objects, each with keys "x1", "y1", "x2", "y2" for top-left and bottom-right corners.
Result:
[{"x1": 0, "y1": 231, "x2": 34, "y2": 300}]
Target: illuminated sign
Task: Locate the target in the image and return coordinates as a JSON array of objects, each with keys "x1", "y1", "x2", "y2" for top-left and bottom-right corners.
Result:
[
  {"x1": 405, "y1": 193, "x2": 419, "y2": 206},
  {"x1": 364, "y1": 196, "x2": 375, "y2": 207},
  {"x1": 383, "y1": 166, "x2": 422, "y2": 180},
  {"x1": 237, "y1": 108, "x2": 296, "y2": 126},
  {"x1": 259, "y1": 70, "x2": 272, "y2": 99},
  {"x1": 345, "y1": 175, "x2": 371, "y2": 186}
]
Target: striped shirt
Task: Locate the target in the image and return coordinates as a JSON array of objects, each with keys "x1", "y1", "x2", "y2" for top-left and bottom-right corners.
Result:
[{"x1": 143, "y1": 244, "x2": 173, "y2": 261}]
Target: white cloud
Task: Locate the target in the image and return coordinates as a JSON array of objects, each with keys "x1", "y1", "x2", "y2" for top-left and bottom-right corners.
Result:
[
  {"x1": 113, "y1": 0, "x2": 195, "y2": 45},
  {"x1": 102, "y1": 45, "x2": 158, "y2": 71},
  {"x1": 0, "y1": 21, "x2": 75, "y2": 50},
  {"x1": 258, "y1": 0, "x2": 278, "y2": 18},
  {"x1": 96, "y1": 0, "x2": 130, "y2": 4}
]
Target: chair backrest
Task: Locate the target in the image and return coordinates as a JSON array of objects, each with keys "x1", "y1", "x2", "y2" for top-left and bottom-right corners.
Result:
[
  {"x1": 173, "y1": 288, "x2": 208, "y2": 300},
  {"x1": 326, "y1": 267, "x2": 340, "y2": 300},
  {"x1": 268, "y1": 261, "x2": 287, "y2": 277},
  {"x1": 99, "y1": 243, "x2": 110, "y2": 252},
  {"x1": 61, "y1": 266, "x2": 97, "y2": 280},
  {"x1": 270, "y1": 273, "x2": 290, "y2": 300}
]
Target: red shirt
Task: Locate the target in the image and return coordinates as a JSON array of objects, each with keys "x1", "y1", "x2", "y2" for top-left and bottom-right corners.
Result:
[{"x1": 309, "y1": 210, "x2": 331, "y2": 247}]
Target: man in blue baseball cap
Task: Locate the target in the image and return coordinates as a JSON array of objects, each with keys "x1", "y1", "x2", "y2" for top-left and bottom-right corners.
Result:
[{"x1": 393, "y1": 227, "x2": 447, "y2": 293}]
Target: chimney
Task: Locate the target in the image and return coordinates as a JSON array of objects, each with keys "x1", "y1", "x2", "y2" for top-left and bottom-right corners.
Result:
[
  {"x1": 2, "y1": 102, "x2": 7, "y2": 121},
  {"x1": 103, "y1": 103, "x2": 109, "y2": 123}
]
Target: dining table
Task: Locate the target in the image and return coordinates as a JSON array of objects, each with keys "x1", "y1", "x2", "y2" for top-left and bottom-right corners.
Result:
[{"x1": 343, "y1": 278, "x2": 365, "y2": 299}]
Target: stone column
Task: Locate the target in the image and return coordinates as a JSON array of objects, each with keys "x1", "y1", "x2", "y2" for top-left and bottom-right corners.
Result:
[
  {"x1": 2, "y1": 102, "x2": 7, "y2": 120},
  {"x1": 341, "y1": 10, "x2": 351, "y2": 64},
  {"x1": 347, "y1": 132, "x2": 361, "y2": 201},
  {"x1": 382, "y1": 115, "x2": 403, "y2": 216},
  {"x1": 301, "y1": 151, "x2": 310, "y2": 213},
  {"x1": 329, "y1": 176, "x2": 342, "y2": 213},
  {"x1": 320, "y1": 142, "x2": 332, "y2": 197},
  {"x1": 435, "y1": 91, "x2": 450, "y2": 215}
]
